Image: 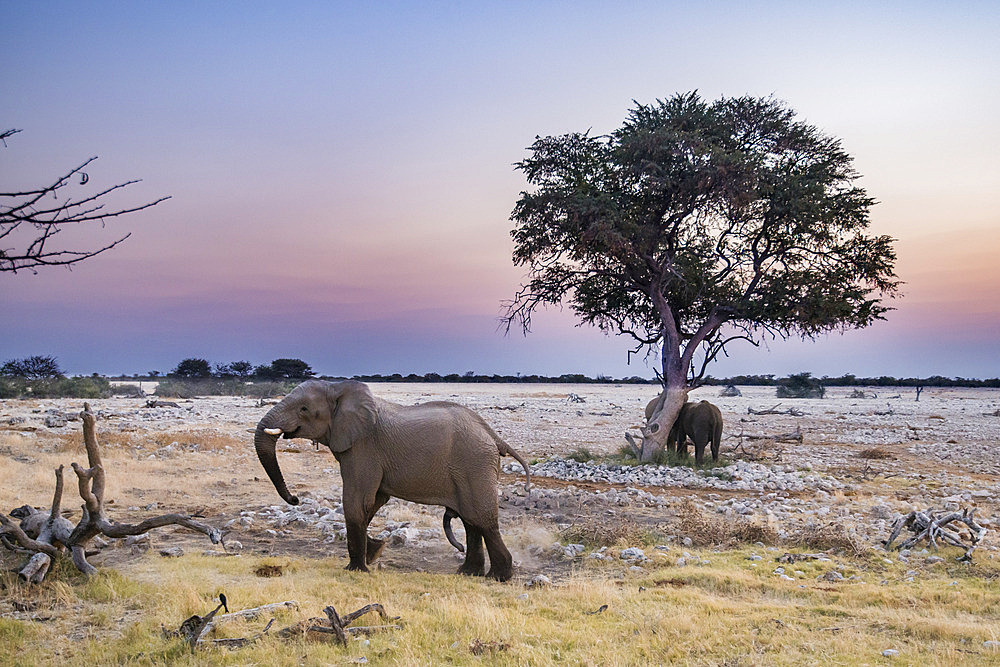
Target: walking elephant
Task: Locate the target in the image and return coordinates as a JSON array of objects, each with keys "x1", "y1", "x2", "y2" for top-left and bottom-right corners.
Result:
[
  {"x1": 646, "y1": 396, "x2": 723, "y2": 464},
  {"x1": 253, "y1": 380, "x2": 530, "y2": 581}
]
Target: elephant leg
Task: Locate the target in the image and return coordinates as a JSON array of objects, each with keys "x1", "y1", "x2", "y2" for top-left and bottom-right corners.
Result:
[
  {"x1": 457, "y1": 520, "x2": 486, "y2": 577},
  {"x1": 365, "y1": 491, "x2": 390, "y2": 565},
  {"x1": 482, "y1": 525, "x2": 513, "y2": 582},
  {"x1": 344, "y1": 487, "x2": 384, "y2": 572},
  {"x1": 676, "y1": 435, "x2": 688, "y2": 458},
  {"x1": 345, "y1": 521, "x2": 370, "y2": 572},
  {"x1": 694, "y1": 437, "x2": 707, "y2": 465}
]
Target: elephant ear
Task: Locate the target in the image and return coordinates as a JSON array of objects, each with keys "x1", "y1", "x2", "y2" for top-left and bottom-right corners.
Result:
[{"x1": 326, "y1": 381, "x2": 377, "y2": 452}]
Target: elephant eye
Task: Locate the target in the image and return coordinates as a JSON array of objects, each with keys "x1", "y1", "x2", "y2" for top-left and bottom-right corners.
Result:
[{"x1": 299, "y1": 406, "x2": 308, "y2": 413}]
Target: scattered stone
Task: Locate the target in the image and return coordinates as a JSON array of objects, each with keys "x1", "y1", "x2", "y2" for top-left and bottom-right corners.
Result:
[
  {"x1": 159, "y1": 546, "x2": 184, "y2": 558},
  {"x1": 882, "y1": 649, "x2": 899, "y2": 657},
  {"x1": 818, "y1": 570, "x2": 844, "y2": 582},
  {"x1": 527, "y1": 575, "x2": 551, "y2": 588},
  {"x1": 619, "y1": 547, "x2": 645, "y2": 561}
]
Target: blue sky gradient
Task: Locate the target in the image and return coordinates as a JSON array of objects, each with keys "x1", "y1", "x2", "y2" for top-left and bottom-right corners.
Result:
[{"x1": 2, "y1": 2, "x2": 998, "y2": 377}]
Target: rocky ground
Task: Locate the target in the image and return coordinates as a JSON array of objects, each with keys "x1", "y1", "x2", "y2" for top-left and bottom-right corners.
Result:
[{"x1": 2, "y1": 384, "x2": 999, "y2": 580}]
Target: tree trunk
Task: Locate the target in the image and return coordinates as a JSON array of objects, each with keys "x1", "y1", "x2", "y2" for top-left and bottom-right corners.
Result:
[{"x1": 638, "y1": 343, "x2": 688, "y2": 462}]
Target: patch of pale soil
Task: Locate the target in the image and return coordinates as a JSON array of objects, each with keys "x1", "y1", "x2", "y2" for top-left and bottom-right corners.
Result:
[{"x1": 3, "y1": 384, "x2": 999, "y2": 582}]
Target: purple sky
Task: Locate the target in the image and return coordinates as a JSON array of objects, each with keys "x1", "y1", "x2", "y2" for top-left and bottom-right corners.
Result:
[{"x1": 2, "y1": 2, "x2": 999, "y2": 378}]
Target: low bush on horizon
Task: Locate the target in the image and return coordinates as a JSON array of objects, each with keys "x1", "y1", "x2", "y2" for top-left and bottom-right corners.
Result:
[
  {"x1": 775, "y1": 372, "x2": 826, "y2": 399},
  {"x1": 0, "y1": 375, "x2": 111, "y2": 399},
  {"x1": 154, "y1": 378, "x2": 297, "y2": 399}
]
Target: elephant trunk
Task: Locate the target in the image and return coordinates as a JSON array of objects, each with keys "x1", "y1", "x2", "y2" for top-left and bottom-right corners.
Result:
[{"x1": 254, "y1": 423, "x2": 299, "y2": 505}]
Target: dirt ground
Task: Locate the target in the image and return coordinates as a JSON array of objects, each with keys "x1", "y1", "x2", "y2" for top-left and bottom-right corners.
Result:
[{"x1": 2, "y1": 383, "x2": 999, "y2": 580}]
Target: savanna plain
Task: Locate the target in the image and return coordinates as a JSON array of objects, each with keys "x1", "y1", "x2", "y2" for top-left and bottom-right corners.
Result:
[{"x1": 2, "y1": 383, "x2": 1000, "y2": 665}]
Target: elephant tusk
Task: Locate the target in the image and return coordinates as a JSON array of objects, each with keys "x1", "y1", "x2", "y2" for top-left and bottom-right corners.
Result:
[{"x1": 263, "y1": 427, "x2": 283, "y2": 436}]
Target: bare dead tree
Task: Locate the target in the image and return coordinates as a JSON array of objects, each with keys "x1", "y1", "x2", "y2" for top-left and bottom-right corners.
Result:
[
  {"x1": 1, "y1": 128, "x2": 169, "y2": 273},
  {"x1": 0, "y1": 403, "x2": 221, "y2": 582}
]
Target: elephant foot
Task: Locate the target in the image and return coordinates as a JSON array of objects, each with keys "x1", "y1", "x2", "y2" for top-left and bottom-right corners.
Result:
[
  {"x1": 486, "y1": 565, "x2": 513, "y2": 582},
  {"x1": 345, "y1": 560, "x2": 369, "y2": 573},
  {"x1": 366, "y1": 537, "x2": 385, "y2": 565},
  {"x1": 458, "y1": 561, "x2": 486, "y2": 577}
]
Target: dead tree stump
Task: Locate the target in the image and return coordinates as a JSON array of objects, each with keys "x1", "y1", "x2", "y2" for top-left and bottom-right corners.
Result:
[{"x1": 1, "y1": 403, "x2": 222, "y2": 582}]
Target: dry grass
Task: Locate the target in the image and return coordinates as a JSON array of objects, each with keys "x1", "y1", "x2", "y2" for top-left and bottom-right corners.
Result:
[
  {"x1": 788, "y1": 522, "x2": 871, "y2": 558},
  {"x1": 676, "y1": 499, "x2": 780, "y2": 547},
  {"x1": 3, "y1": 548, "x2": 1000, "y2": 665},
  {"x1": 558, "y1": 517, "x2": 652, "y2": 548},
  {"x1": 858, "y1": 446, "x2": 894, "y2": 460}
]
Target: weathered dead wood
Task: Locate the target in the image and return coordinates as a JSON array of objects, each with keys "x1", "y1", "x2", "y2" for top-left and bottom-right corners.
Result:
[
  {"x1": 742, "y1": 426, "x2": 803, "y2": 443},
  {"x1": 274, "y1": 602, "x2": 400, "y2": 645},
  {"x1": 623, "y1": 431, "x2": 643, "y2": 459},
  {"x1": 1, "y1": 403, "x2": 222, "y2": 582},
  {"x1": 213, "y1": 600, "x2": 299, "y2": 623},
  {"x1": 884, "y1": 507, "x2": 986, "y2": 561},
  {"x1": 144, "y1": 399, "x2": 181, "y2": 409},
  {"x1": 748, "y1": 404, "x2": 804, "y2": 417},
  {"x1": 202, "y1": 618, "x2": 275, "y2": 648}
]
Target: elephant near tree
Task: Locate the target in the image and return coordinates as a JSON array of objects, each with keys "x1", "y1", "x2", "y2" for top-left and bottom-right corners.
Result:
[
  {"x1": 646, "y1": 396, "x2": 723, "y2": 464},
  {"x1": 253, "y1": 380, "x2": 531, "y2": 581}
]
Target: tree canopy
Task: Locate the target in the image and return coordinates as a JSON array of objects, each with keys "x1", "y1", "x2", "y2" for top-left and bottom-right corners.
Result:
[
  {"x1": 170, "y1": 358, "x2": 213, "y2": 378},
  {"x1": 0, "y1": 355, "x2": 63, "y2": 379},
  {"x1": 505, "y1": 92, "x2": 899, "y2": 460},
  {"x1": 507, "y1": 92, "x2": 898, "y2": 381}
]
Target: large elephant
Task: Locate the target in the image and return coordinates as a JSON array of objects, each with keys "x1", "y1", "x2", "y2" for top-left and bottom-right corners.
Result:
[
  {"x1": 253, "y1": 380, "x2": 530, "y2": 581},
  {"x1": 646, "y1": 396, "x2": 723, "y2": 464}
]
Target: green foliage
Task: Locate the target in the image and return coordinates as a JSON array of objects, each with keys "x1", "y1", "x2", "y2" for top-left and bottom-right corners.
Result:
[
  {"x1": 254, "y1": 358, "x2": 315, "y2": 379},
  {"x1": 614, "y1": 442, "x2": 731, "y2": 471},
  {"x1": 155, "y1": 378, "x2": 296, "y2": 398},
  {"x1": 0, "y1": 375, "x2": 110, "y2": 398},
  {"x1": 111, "y1": 383, "x2": 145, "y2": 398},
  {"x1": 775, "y1": 372, "x2": 825, "y2": 398},
  {"x1": 168, "y1": 357, "x2": 212, "y2": 378},
  {"x1": 566, "y1": 447, "x2": 596, "y2": 463},
  {"x1": 0, "y1": 355, "x2": 63, "y2": 379},
  {"x1": 506, "y1": 92, "x2": 899, "y2": 381}
]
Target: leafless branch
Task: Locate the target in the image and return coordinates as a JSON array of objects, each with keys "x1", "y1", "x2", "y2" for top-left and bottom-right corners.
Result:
[{"x1": 1, "y1": 131, "x2": 169, "y2": 273}]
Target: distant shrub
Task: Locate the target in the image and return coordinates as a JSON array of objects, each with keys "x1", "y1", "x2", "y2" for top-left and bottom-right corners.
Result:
[
  {"x1": 111, "y1": 384, "x2": 146, "y2": 398},
  {"x1": 155, "y1": 378, "x2": 296, "y2": 398},
  {"x1": 775, "y1": 372, "x2": 825, "y2": 399},
  {"x1": 0, "y1": 376, "x2": 111, "y2": 398},
  {"x1": 719, "y1": 384, "x2": 741, "y2": 397},
  {"x1": 0, "y1": 355, "x2": 63, "y2": 379}
]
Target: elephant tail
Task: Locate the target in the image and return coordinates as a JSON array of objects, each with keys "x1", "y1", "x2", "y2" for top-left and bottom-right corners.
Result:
[
  {"x1": 443, "y1": 508, "x2": 465, "y2": 553},
  {"x1": 500, "y1": 441, "x2": 532, "y2": 497}
]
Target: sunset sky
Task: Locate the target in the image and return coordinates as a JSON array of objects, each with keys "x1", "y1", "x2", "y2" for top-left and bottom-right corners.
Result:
[{"x1": 2, "y1": 2, "x2": 998, "y2": 378}]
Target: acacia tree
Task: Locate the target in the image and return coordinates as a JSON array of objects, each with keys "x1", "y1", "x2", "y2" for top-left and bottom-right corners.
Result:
[
  {"x1": 505, "y1": 92, "x2": 899, "y2": 461},
  {"x1": 0, "y1": 355, "x2": 63, "y2": 379},
  {"x1": 1, "y1": 128, "x2": 168, "y2": 273}
]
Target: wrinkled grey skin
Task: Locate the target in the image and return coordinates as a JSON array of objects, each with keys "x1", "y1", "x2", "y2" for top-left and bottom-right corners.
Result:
[
  {"x1": 254, "y1": 380, "x2": 530, "y2": 581},
  {"x1": 646, "y1": 397, "x2": 724, "y2": 464}
]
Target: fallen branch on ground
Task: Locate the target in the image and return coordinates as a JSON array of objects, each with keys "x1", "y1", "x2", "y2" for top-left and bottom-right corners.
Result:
[
  {"x1": 276, "y1": 602, "x2": 400, "y2": 645},
  {"x1": 144, "y1": 400, "x2": 181, "y2": 409},
  {"x1": 742, "y1": 426, "x2": 803, "y2": 443},
  {"x1": 884, "y1": 507, "x2": 987, "y2": 561},
  {"x1": 748, "y1": 404, "x2": 804, "y2": 417},
  {"x1": 0, "y1": 403, "x2": 222, "y2": 582}
]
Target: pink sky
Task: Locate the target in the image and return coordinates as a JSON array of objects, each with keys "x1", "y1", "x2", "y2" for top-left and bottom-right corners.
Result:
[{"x1": 2, "y1": 2, "x2": 998, "y2": 378}]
